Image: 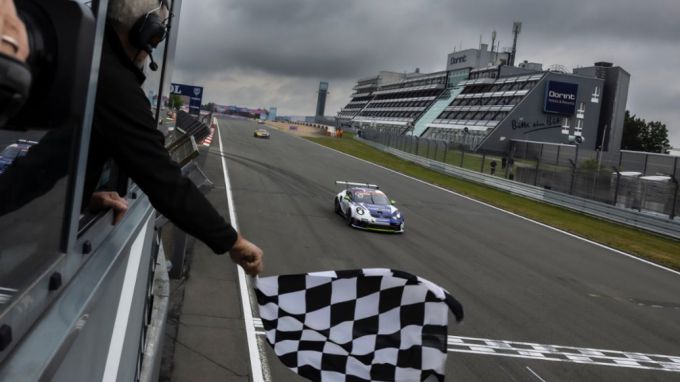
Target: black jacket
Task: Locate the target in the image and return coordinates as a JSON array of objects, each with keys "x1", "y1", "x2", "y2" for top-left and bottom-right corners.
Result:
[{"x1": 85, "y1": 27, "x2": 237, "y2": 253}]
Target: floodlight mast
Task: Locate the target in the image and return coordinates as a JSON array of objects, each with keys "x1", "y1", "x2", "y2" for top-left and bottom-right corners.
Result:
[{"x1": 510, "y1": 21, "x2": 522, "y2": 66}]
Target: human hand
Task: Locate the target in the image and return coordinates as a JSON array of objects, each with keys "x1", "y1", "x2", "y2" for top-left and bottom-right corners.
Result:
[
  {"x1": 0, "y1": 0, "x2": 30, "y2": 62},
  {"x1": 89, "y1": 191, "x2": 129, "y2": 225},
  {"x1": 229, "y1": 235, "x2": 263, "y2": 276}
]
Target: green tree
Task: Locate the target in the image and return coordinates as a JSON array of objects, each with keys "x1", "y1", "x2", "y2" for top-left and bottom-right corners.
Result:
[
  {"x1": 621, "y1": 111, "x2": 645, "y2": 151},
  {"x1": 644, "y1": 121, "x2": 671, "y2": 153},
  {"x1": 621, "y1": 110, "x2": 670, "y2": 153},
  {"x1": 169, "y1": 94, "x2": 184, "y2": 111}
]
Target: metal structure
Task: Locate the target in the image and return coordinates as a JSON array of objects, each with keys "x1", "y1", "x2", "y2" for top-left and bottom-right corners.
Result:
[
  {"x1": 510, "y1": 22, "x2": 522, "y2": 66},
  {"x1": 358, "y1": 129, "x2": 680, "y2": 234},
  {"x1": 0, "y1": 0, "x2": 187, "y2": 380},
  {"x1": 316, "y1": 81, "x2": 329, "y2": 118}
]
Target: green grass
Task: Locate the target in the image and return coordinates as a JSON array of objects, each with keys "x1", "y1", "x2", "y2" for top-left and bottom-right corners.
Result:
[{"x1": 306, "y1": 133, "x2": 680, "y2": 270}]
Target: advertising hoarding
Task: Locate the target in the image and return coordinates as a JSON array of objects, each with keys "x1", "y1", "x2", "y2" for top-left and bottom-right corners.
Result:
[
  {"x1": 544, "y1": 81, "x2": 578, "y2": 115},
  {"x1": 170, "y1": 83, "x2": 203, "y2": 115}
]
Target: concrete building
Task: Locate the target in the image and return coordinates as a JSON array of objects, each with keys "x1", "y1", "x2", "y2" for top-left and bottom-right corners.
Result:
[
  {"x1": 573, "y1": 62, "x2": 630, "y2": 154},
  {"x1": 338, "y1": 40, "x2": 629, "y2": 155}
]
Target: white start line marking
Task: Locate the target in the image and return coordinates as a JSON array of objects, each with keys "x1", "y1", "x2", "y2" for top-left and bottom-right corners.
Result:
[{"x1": 253, "y1": 318, "x2": 680, "y2": 373}]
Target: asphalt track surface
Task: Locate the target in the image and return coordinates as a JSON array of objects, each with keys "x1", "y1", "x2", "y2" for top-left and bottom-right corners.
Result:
[{"x1": 217, "y1": 118, "x2": 680, "y2": 381}]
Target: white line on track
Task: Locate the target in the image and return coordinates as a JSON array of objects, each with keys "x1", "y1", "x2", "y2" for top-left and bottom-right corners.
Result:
[
  {"x1": 252, "y1": 318, "x2": 680, "y2": 373},
  {"x1": 526, "y1": 366, "x2": 547, "y2": 382},
  {"x1": 216, "y1": 119, "x2": 268, "y2": 382},
  {"x1": 302, "y1": 138, "x2": 680, "y2": 278}
]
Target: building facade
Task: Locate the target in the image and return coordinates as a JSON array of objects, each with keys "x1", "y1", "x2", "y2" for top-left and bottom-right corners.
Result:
[{"x1": 338, "y1": 44, "x2": 629, "y2": 155}]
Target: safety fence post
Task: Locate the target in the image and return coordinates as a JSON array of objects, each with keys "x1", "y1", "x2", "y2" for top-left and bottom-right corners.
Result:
[
  {"x1": 670, "y1": 157, "x2": 678, "y2": 220},
  {"x1": 569, "y1": 145, "x2": 579, "y2": 195},
  {"x1": 613, "y1": 169, "x2": 621, "y2": 206},
  {"x1": 534, "y1": 143, "x2": 543, "y2": 186}
]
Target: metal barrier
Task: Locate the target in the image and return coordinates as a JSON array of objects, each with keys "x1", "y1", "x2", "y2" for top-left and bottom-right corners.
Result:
[
  {"x1": 139, "y1": 247, "x2": 170, "y2": 382},
  {"x1": 157, "y1": 114, "x2": 215, "y2": 279},
  {"x1": 356, "y1": 136, "x2": 680, "y2": 239},
  {"x1": 360, "y1": 129, "x2": 680, "y2": 220}
]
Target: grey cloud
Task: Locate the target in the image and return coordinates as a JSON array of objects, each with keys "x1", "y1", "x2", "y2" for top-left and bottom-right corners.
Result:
[{"x1": 172, "y1": 0, "x2": 680, "y2": 145}]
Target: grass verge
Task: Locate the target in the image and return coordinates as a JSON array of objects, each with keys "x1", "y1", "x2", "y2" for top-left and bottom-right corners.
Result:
[{"x1": 306, "y1": 133, "x2": 680, "y2": 271}]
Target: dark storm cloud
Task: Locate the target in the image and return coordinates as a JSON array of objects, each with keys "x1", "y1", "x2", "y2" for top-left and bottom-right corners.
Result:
[
  {"x1": 176, "y1": 0, "x2": 679, "y2": 77},
  {"x1": 175, "y1": 0, "x2": 457, "y2": 78},
  {"x1": 173, "y1": 0, "x2": 680, "y2": 144}
]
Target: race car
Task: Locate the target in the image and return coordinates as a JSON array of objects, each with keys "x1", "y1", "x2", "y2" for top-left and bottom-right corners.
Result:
[
  {"x1": 254, "y1": 128, "x2": 270, "y2": 138},
  {"x1": 334, "y1": 181, "x2": 404, "y2": 233}
]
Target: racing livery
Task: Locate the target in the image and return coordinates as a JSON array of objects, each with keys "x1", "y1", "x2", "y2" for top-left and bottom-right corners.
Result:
[
  {"x1": 334, "y1": 181, "x2": 404, "y2": 233},
  {"x1": 254, "y1": 128, "x2": 270, "y2": 138}
]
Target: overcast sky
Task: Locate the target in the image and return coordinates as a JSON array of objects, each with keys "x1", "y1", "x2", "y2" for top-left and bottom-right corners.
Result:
[{"x1": 172, "y1": 0, "x2": 680, "y2": 146}]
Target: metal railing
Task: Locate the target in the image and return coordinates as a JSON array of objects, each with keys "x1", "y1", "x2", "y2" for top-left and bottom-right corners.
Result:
[{"x1": 356, "y1": 131, "x2": 680, "y2": 239}]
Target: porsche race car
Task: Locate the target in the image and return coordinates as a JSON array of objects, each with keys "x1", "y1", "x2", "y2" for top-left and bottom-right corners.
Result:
[
  {"x1": 334, "y1": 181, "x2": 404, "y2": 232},
  {"x1": 254, "y1": 128, "x2": 270, "y2": 138}
]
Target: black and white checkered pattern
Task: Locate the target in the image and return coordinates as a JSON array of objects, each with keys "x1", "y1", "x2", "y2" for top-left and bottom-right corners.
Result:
[
  {"x1": 447, "y1": 335, "x2": 680, "y2": 372},
  {"x1": 255, "y1": 268, "x2": 463, "y2": 381}
]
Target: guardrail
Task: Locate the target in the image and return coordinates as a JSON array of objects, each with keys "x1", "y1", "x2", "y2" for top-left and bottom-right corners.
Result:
[{"x1": 356, "y1": 136, "x2": 680, "y2": 239}]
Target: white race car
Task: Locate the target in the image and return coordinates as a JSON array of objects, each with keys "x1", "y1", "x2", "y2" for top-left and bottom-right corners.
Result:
[{"x1": 334, "y1": 181, "x2": 404, "y2": 233}]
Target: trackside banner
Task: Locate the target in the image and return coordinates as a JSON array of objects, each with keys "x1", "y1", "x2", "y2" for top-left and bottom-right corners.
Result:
[
  {"x1": 544, "y1": 81, "x2": 578, "y2": 115},
  {"x1": 170, "y1": 83, "x2": 203, "y2": 116}
]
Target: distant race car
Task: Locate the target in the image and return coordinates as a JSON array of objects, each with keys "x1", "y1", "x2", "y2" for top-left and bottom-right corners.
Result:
[
  {"x1": 254, "y1": 129, "x2": 270, "y2": 138},
  {"x1": 257, "y1": 120, "x2": 265, "y2": 125},
  {"x1": 334, "y1": 181, "x2": 404, "y2": 233}
]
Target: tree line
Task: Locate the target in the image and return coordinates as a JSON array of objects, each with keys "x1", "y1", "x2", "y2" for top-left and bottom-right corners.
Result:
[{"x1": 622, "y1": 111, "x2": 671, "y2": 153}]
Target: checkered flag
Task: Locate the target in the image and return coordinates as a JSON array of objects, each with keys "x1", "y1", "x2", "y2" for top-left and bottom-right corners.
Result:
[{"x1": 255, "y1": 269, "x2": 463, "y2": 381}]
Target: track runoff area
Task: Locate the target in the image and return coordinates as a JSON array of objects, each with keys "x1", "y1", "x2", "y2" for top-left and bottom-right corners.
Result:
[{"x1": 212, "y1": 117, "x2": 680, "y2": 381}]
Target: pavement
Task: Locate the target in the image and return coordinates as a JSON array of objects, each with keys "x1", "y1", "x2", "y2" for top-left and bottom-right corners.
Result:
[
  {"x1": 164, "y1": 121, "x2": 252, "y2": 381},
  {"x1": 168, "y1": 118, "x2": 680, "y2": 381}
]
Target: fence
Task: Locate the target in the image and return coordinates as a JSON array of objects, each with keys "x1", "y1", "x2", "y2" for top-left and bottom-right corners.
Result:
[{"x1": 359, "y1": 128, "x2": 680, "y2": 219}]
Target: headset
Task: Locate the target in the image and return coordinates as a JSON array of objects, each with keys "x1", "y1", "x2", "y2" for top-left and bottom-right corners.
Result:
[
  {"x1": 2, "y1": 0, "x2": 94, "y2": 130},
  {"x1": 128, "y1": 0, "x2": 170, "y2": 71},
  {"x1": 0, "y1": 52, "x2": 32, "y2": 127}
]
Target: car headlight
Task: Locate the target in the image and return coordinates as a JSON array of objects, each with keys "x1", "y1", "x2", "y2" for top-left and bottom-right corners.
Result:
[
  {"x1": 393, "y1": 211, "x2": 401, "y2": 219},
  {"x1": 356, "y1": 207, "x2": 365, "y2": 215}
]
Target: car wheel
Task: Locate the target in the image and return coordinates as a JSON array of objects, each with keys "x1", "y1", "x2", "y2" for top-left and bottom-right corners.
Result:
[
  {"x1": 345, "y1": 209, "x2": 353, "y2": 226},
  {"x1": 334, "y1": 198, "x2": 341, "y2": 214}
]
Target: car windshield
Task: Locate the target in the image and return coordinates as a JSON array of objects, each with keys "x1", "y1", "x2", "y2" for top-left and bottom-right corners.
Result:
[{"x1": 353, "y1": 191, "x2": 390, "y2": 205}]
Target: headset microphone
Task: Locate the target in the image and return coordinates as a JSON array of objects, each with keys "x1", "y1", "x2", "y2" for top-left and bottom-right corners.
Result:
[
  {"x1": 145, "y1": 47, "x2": 159, "y2": 71},
  {"x1": 129, "y1": 2, "x2": 168, "y2": 73}
]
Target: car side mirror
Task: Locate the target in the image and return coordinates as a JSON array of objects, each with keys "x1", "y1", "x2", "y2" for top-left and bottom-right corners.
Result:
[{"x1": 390, "y1": 200, "x2": 396, "y2": 205}]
